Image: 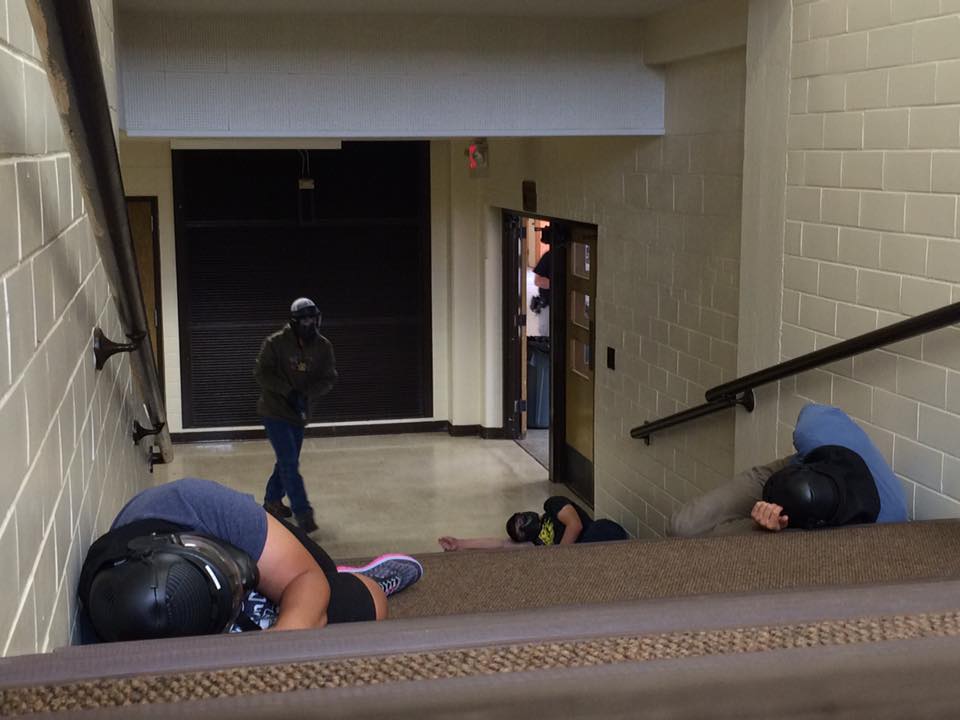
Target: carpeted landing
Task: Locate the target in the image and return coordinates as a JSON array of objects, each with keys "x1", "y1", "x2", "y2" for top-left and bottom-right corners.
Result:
[
  {"x1": 7, "y1": 520, "x2": 960, "y2": 717},
  {"x1": 386, "y1": 519, "x2": 960, "y2": 618}
]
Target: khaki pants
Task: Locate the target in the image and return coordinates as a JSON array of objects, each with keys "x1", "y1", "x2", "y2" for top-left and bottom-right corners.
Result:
[{"x1": 667, "y1": 457, "x2": 791, "y2": 537}]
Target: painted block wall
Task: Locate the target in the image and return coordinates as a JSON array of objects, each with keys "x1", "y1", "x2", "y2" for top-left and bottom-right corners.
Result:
[
  {"x1": 116, "y1": 12, "x2": 664, "y2": 138},
  {"x1": 0, "y1": 0, "x2": 154, "y2": 656},
  {"x1": 778, "y1": 0, "x2": 960, "y2": 518}
]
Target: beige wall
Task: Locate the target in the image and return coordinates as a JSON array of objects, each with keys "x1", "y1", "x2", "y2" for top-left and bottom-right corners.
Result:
[
  {"x1": 0, "y1": 0, "x2": 154, "y2": 656},
  {"x1": 773, "y1": 0, "x2": 960, "y2": 518}
]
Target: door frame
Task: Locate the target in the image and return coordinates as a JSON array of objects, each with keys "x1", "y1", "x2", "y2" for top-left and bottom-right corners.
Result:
[
  {"x1": 126, "y1": 195, "x2": 164, "y2": 394},
  {"x1": 501, "y1": 210, "x2": 598, "y2": 506}
]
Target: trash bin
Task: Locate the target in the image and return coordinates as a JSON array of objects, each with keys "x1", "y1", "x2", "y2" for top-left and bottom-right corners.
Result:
[{"x1": 527, "y1": 338, "x2": 551, "y2": 429}]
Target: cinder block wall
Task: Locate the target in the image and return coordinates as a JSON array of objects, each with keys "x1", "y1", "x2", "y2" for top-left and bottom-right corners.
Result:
[
  {"x1": 0, "y1": 0, "x2": 154, "y2": 656},
  {"x1": 781, "y1": 0, "x2": 960, "y2": 517}
]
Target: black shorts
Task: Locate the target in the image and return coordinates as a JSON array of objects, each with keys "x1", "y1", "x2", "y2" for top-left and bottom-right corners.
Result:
[{"x1": 280, "y1": 519, "x2": 377, "y2": 624}]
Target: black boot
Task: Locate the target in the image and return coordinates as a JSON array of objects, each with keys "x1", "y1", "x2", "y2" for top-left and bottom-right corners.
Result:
[
  {"x1": 295, "y1": 511, "x2": 318, "y2": 534},
  {"x1": 263, "y1": 500, "x2": 293, "y2": 519}
]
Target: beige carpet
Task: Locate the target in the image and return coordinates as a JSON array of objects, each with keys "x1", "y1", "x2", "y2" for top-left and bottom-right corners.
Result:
[
  {"x1": 4, "y1": 609, "x2": 960, "y2": 715},
  {"x1": 386, "y1": 520, "x2": 960, "y2": 618}
]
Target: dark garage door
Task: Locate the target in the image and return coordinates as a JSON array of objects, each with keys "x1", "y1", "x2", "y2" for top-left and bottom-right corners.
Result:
[{"x1": 173, "y1": 142, "x2": 432, "y2": 429}]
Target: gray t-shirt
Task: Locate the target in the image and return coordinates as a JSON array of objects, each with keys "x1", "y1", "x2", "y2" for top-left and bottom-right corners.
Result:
[{"x1": 112, "y1": 478, "x2": 268, "y2": 561}]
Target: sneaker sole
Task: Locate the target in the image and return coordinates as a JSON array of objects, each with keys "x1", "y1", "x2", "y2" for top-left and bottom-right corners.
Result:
[{"x1": 337, "y1": 553, "x2": 423, "y2": 577}]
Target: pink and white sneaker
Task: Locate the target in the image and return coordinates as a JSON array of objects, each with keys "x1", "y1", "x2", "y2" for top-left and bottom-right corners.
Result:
[{"x1": 337, "y1": 554, "x2": 423, "y2": 597}]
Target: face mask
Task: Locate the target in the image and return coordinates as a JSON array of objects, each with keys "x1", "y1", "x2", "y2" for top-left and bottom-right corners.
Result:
[
  {"x1": 507, "y1": 511, "x2": 542, "y2": 543},
  {"x1": 291, "y1": 315, "x2": 319, "y2": 342}
]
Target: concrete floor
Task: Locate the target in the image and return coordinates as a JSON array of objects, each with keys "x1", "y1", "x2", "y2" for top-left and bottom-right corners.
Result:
[{"x1": 157, "y1": 432, "x2": 560, "y2": 560}]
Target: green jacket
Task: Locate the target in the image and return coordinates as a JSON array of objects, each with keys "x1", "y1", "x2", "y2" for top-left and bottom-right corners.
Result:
[{"x1": 254, "y1": 325, "x2": 337, "y2": 426}]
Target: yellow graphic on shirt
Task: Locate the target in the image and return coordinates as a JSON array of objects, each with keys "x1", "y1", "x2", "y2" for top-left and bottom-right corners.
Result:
[{"x1": 539, "y1": 518, "x2": 556, "y2": 545}]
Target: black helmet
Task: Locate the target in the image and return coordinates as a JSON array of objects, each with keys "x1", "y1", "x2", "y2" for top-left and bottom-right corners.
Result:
[
  {"x1": 290, "y1": 297, "x2": 320, "y2": 319},
  {"x1": 289, "y1": 297, "x2": 321, "y2": 342},
  {"x1": 762, "y1": 445, "x2": 880, "y2": 529},
  {"x1": 86, "y1": 532, "x2": 259, "y2": 642}
]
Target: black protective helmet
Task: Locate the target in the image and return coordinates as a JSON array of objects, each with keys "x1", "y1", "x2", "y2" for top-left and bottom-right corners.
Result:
[
  {"x1": 86, "y1": 532, "x2": 259, "y2": 642},
  {"x1": 290, "y1": 297, "x2": 320, "y2": 320},
  {"x1": 762, "y1": 445, "x2": 880, "y2": 529}
]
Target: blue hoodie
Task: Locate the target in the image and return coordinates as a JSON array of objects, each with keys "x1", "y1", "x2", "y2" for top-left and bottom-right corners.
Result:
[{"x1": 792, "y1": 403, "x2": 908, "y2": 523}]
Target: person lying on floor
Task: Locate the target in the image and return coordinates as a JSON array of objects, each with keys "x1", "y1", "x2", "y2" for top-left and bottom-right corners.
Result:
[
  {"x1": 78, "y1": 478, "x2": 423, "y2": 642},
  {"x1": 668, "y1": 403, "x2": 908, "y2": 537},
  {"x1": 438, "y1": 495, "x2": 628, "y2": 551}
]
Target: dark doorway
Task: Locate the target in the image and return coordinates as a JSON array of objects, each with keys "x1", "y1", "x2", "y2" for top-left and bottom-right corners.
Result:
[
  {"x1": 127, "y1": 196, "x2": 163, "y2": 392},
  {"x1": 173, "y1": 142, "x2": 432, "y2": 429},
  {"x1": 502, "y1": 211, "x2": 597, "y2": 508}
]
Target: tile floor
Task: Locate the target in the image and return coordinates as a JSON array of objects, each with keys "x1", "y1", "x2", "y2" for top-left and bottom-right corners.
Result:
[{"x1": 157, "y1": 432, "x2": 569, "y2": 560}]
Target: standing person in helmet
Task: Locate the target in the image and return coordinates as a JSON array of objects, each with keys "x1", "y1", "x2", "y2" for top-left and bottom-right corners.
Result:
[
  {"x1": 254, "y1": 298, "x2": 337, "y2": 533},
  {"x1": 78, "y1": 478, "x2": 423, "y2": 643}
]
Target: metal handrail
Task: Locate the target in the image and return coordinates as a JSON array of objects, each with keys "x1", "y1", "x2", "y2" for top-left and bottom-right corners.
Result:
[
  {"x1": 706, "y1": 301, "x2": 960, "y2": 402},
  {"x1": 630, "y1": 391, "x2": 754, "y2": 443},
  {"x1": 28, "y1": 1, "x2": 173, "y2": 463},
  {"x1": 631, "y1": 300, "x2": 960, "y2": 442}
]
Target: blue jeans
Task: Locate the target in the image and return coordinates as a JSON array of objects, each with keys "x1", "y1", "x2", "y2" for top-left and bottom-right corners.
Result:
[{"x1": 263, "y1": 418, "x2": 310, "y2": 515}]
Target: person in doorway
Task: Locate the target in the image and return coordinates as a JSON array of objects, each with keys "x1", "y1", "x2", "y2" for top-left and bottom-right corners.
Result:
[
  {"x1": 438, "y1": 495, "x2": 628, "y2": 551},
  {"x1": 254, "y1": 297, "x2": 337, "y2": 533},
  {"x1": 668, "y1": 403, "x2": 909, "y2": 537},
  {"x1": 78, "y1": 478, "x2": 423, "y2": 642}
]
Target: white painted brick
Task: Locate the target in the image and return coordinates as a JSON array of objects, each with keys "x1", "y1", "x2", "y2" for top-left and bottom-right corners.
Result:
[
  {"x1": 848, "y1": 0, "x2": 893, "y2": 31},
  {"x1": 23, "y1": 65, "x2": 46, "y2": 157},
  {"x1": 821, "y1": 188, "x2": 861, "y2": 225},
  {"x1": 893, "y1": 436, "x2": 942, "y2": 490},
  {"x1": 798, "y1": 294, "x2": 837, "y2": 334},
  {"x1": 936, "y1": 60, "x2": 960, "y2": 104},
  {"x1": 857, "y1": 268, "x2": 902, "y2": 311},
  {"x1": 789, "y1": 114, "x2": 824, "y2": 150},
  {"x1": 55, "y1": 157, "x2": 71, "y2": 230},
  {"x1": 872, "y1": 387, "x2": 919, "y2": 437},
  {"x1": 948, "y1": 371, "x2": 960, "y2": 414},
  {"x1": 786, "y1": 221, "x2": 802, "y2": 254},
  {"x1": 33, "y1": 532, "x2": 58, "y2": 646},
  {"x1": 879, "y1": 310, "x2": 924, "y2": 359},
  {"x1": 867, "y1": 24, "x2": 914, "y2": 69},
  {"x1": 883, "y1": 152, "x2": 931, "y2": 192},
  {"x1": 932, "y1": 152, "x2": 960, "y2": 193},
  {"x1": 909, "y1": 107, "x2": 960, "y2": 149},
  {"x1": 783, "y1": 288, "x2": 800, "y2": 324},
  {"x1": 900, "y1": 275, "x2": 953, "y2": 315},
  {"x1": 819, "y1": 262, "x2": 858, "y2": 302},
  {"x1": 782, "y1": 323, "x2": 817, "y2": 359},
  {"x1": 794, "y1": 2, "x2": 811, "y2": 41},
  {"x1": 863, "y1": 109, "x2": 909, "y2": 150},
  {"x1": 32, "y1": 245, "x2": 55, "y2": 337},
  {"x1": 16, "y1": 162, "x2": 41, "y2": 259},
  {"x1": 0, "y1": 49, "x2": 26, "y2": 155},
  {"x1": 891, "y1": 0, "x2": 939, "y2": 22},
  {"x1": 879, "y1": 233, "x2": 927, "y2": 275},
  {"x1": 790, "y1": 78, "x2": 809, "y2": 115},
  {"x1": 916, "y1": 485, "x2": 960, "y2": 520},
  {"x1": 845, "y1": 69, "x2": 887, "y2": 110},
  {"x1": 837, "y1": 302, "x2": 878, "y2": 338},
  {"x1": 839, "y1": 228, "x2": 881, "y2": 268},
  {"x1": 0, "y1": 518, "x2": 20, "y2": 642},
  {"x1": 793, "y1": 38, "x2": 829, "y2": 78},
  {"x1": 0, "y1": 163, "x2": 20, "y2": 275},
  {"x1": 923, "y1": 326, "x2": 960, "y2": 373},
  {"x1": 904, "y1": 193, "x2": 957, "y2": 238},
  {"x1": 809, "y1": 75, "x2": 846, "y2": 112},
  {"x1": 662, "y1": 136, "x2": 689, "y2": 173},
  {"x1": 788, "y1": 152, "x2": 805, "y2": 187},
  {"x1": 897, "y1": 356, "x2": 947, "y2": 408},
  {"x1": 6, "y1": 262, "x2": 36, "y2": 378},
  {"x1": 860, "y1": 190, "x2": 905, "y2": 232},
  {"x1": 786, "y1": 186, "x2": 821, "y2": 221},
  {"x1": 926, "y1": 239, "x2": 960, "y2": 282},
  {"x1": 854, "y1": 348, "x2": 898, "y2": 392},
  {"x1": 38, "y1": 159, "x2": 58, "y2": 244},
  {"x1": 887, "y1": 64, "x2": 936, "y2": 107},
  {"x1": 702, "y1": 175, "x2": 741, "y2": 217},
  {"x1": 804, "y1": 151, "x2": 842, "y2": 186},
  {"x1": 674, "y1": 174, "x2": 703, "y2": 213},
  {"x1": 4, "y1": 585, "x2": 36, "y2": 657},
  {"x1": 802, "y1": 223, "x2": 839, "y2": 260},
  {"x1": 809, "y1": 0, "x2": 847, "y2": 37},
  {"x1": 784, "y1": 255, "x2": 820, "y2": 293},
  {"x1": 913, "y1": 15, "x2": 960, "y2": 63},
  {"x1": 827, "y1": 32, "x2": 868, "y2": 73},
  {"x1": 6, "y1": 0, "x2": 35, "y2": 58},
  {"x1": 841, "y1": 151, "x2": 883, "y2": 189},
  {"x1": 635, "y1": 138, "x2": 662, "y2": 172},
  {"x1": 796, "y1": 368, "x2": 834, "y2": 404},
  {"x1": 832, "y1": 374, "x2": 873, "y2": 419},
  {"x1": 647, "y1": 174, "x2": 674, "y2": 211},
  {"x1": 919, "y1": 404, "x2": 960, "y2": 454},
  {"x1": 941, "y1": 456, "x2": 960, "y2": 505},
  {"x1": 823, "y1": 112, "x2": 863, "y2": 149}
]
